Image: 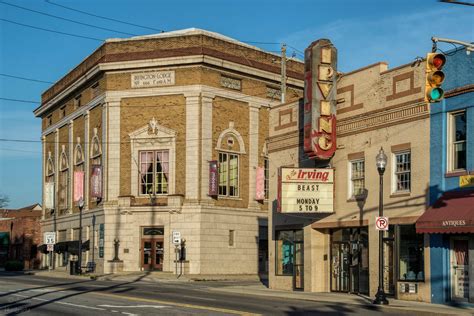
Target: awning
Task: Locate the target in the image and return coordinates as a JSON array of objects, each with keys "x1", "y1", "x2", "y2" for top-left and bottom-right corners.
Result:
[{"x1": 416, "y1": 190, "x2": 474, "y2": 234}]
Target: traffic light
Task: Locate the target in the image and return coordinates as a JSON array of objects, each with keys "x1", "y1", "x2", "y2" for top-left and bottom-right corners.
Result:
[{"x1": 425, "y1": 53, "x2": 446, "y2": 102}]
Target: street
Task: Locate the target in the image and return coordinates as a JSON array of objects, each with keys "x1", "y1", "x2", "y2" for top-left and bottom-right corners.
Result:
[{"x1": 0, "y1": 273, "x2": 399, "y2": 315}]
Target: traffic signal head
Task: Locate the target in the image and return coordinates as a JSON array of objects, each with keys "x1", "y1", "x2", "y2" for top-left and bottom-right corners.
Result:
[{"x1": 425, "y1": 53, "x2": 446, "y2": 103}]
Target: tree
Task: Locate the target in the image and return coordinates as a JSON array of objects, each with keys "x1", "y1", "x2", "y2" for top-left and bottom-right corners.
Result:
[{"x1": 0, "y1": 194, "x2": 9, "y2": 208}]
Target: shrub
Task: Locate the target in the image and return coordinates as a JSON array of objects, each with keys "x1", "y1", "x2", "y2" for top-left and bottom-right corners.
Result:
[{"x1": 5, "y1": 260, "x2": 24, "y2": 271}]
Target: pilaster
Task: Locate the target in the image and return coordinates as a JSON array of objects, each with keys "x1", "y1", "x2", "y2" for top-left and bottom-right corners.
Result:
[
  {"x1": 201, "y1": 93, "x2": 215, "y2": 201},
  {"x1": 54, "y1": 129, "x2": 59, "y2": 212},
  {"x1": 84, "y1": 111, "x2": 90, "y2": 210},
  {"x1": 42, "y1": 135, "x2": 46, "y2": 220},
  {"x1": 68, "y1": 120, "x2": 73, "y2": 213},
  {"x1": 106, "y1": 101, "x2": 120, "y2": 201},
  {"x1": 248, "y1": 104, "x2": 260, "y2": 207},
  {"x1": 185, "y1": 93, "x2": 200, "y2": 201}
]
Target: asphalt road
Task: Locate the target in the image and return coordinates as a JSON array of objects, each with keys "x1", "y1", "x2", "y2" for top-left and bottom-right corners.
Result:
[{"x1": 0, "y1": 273, "x2": 399, "y2": 315}]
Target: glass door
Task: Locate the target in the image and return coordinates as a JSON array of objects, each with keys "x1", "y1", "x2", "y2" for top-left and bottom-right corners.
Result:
[
  {"x1": 452, "y1": 239, "x2": 469, "y2": 301},
  {"x1": 141, "y1": 239, "x2": 164, "y2": 271},
  {"x1": 293, "y1": 241, "x2": 304, "y2": 290},
  {"x1": 331, "y1": 242, "x2": 349, "y2": 292},
  {"x1": 155, "y1": 241, "x2": 164, "y2": 271},
  {"x1": 142, "y1": 240, "x2": 152, "y2": 270}
]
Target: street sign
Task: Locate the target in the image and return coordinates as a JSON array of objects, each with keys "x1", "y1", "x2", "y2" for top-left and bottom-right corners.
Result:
[
  {"x1": 172, "y1": 231, "x2": 181, "y2": 245},
  {"x1": 44, "y1": 232, "x2": 56, "y2": 245},
  {"x1": 47, "y1": 244, "x2": 54, "y2": 252},
  {"x1": 375, "y1": 217, "x2": 389, "y2": 231}
]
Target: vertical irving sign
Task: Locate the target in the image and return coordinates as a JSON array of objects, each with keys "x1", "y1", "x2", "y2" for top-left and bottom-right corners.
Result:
[{"x1": 303, "y1": 39, "x2": 337, "y2": 159}]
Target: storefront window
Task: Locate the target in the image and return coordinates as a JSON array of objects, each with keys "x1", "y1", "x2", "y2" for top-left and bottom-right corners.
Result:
[
  {"x1": 275, "y1": 230, "x2": 303, "y2": 275},
  {"x1": 398, "y1": 225, "x2": 424, "y2": 281}
]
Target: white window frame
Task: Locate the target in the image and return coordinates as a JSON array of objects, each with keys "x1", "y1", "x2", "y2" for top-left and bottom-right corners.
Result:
[
  {"x1": 348, "y1": 159, "x2": 365, "y2": 199},
  {"x1": 138, "y1": 149, "x2": 170, "y2": 196},
  {"x1": 218, "y1": 151, "x2": 240, "y2": 198},
  {"x1": 129, "y1": 120, "x2": 176, "y2": 198},
  {"x1": 447, "y1": 111, "x2": 467, "y2": 172},
  {"x1": 392, "y1": 151, "x2": 411, "y2": 194}
]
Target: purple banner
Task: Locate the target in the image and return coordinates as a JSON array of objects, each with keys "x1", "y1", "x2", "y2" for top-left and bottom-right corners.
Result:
[
  {"x1": 209, "y1": 160, "x2": 218, "y2": 196},
  {"x1": 91, "y1": 165, "x2": 102, "y2": 198}
]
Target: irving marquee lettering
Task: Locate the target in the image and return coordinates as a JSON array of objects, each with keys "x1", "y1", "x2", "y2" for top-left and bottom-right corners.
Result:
[{"x1": 296, "y1": 170, "x2": 329, "y2": 182}]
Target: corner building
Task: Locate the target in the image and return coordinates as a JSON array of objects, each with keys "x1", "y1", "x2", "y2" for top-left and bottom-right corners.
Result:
[
  {"x1": 268, "y1": 60, "x2": 433, "y2": 301},
  {"x1": 34, "y1": 29, "x2": 303, "y2": 275}
]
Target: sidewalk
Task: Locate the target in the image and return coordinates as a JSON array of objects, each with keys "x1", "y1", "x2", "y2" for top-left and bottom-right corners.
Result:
[{"x1": 30, "y1": 269, "x2": 474, "y2": 315}]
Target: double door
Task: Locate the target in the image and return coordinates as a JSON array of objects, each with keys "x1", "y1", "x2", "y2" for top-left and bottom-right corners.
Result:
[
  {"x1": 331, "y1": 240, "x2": 369, "y2": 294},
  {"x1": 141, "y1": 239, "x2": 164, "y2": 271}
]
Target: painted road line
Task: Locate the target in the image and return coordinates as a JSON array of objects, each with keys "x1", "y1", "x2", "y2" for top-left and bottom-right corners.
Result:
[
  {"x1": 9, "y1": 293, "x2": 107, "y2": 311},
  {"x1": 178, "y1": 294, "x2": 217, "y2": 301},
  {"x1": 99, "y1": 304, "x2": 168, "y2": 309},
  {"x1": 96, "y1": 292, "x2": 261, "y2": 316}
]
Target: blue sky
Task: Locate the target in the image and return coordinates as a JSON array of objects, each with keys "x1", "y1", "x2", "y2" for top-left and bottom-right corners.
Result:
[{"x1": 0, "y1": 0, "x2": 472, "y2": 208}]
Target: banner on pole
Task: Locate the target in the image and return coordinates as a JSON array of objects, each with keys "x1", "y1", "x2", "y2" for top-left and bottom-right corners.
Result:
[
  {"x1": 44, "y1": 182, "x2": 55, "y2": 209},
  {"x1": 91, "y1": 165, "x2": 102, "y2": 198}
]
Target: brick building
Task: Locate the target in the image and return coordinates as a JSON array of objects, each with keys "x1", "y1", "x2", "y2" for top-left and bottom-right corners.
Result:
[
  {"x1": 0, "y1": 204, "x2": 42, "y2": 269},
  {"x1": 268, "y1": 57, "x2": 433, "y2": 302},
  {"x1": 33, "y1": 29, "x2": 303, "y2": 274}
]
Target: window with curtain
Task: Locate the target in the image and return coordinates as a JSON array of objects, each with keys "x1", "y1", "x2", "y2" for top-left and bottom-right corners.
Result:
[
  {"x1": 139, "y1": 150, "x2": 169, "y2": 195},
  {"x1": 218, "y1": 152, "x2": 239, "y2": 197},
  {"x1": 275, "y1": 230, "x2": 303, "y2": 275}
]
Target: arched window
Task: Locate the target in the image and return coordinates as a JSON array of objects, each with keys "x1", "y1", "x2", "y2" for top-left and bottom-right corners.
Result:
[
  {"x1": 46, "y1": 152, "x2": 54, "y2": 179},
  {"x1": 216, "y1": 122, "x2": 245, "y2": 198},
  {"x1": 90, "y1": 128, "x2": 101, "y2": 166},
  {"x1": 59, "y1": 145, "x2": 69, "y2": 211},
  {"x1": 74, "y1": 138, "x2": 84, "y2": 171}
]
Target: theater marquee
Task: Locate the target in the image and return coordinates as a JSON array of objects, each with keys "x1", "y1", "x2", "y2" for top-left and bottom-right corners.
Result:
[{"x1": 279, "y1": 168, "x2": 334, "y2": 213}]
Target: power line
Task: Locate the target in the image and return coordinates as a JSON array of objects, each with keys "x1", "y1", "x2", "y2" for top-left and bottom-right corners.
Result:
[
  {"x1": 45, "y1": 0, "x2": 165, "y2": 33},
  {"x1": 0, "y1": 18, "x2": 104, "y2": 42},
  {"x1": 0, "y1": 97, "x2": 40, "y2": 104},
  {"x1": 0, "y1": 1, "x2": 137, "y2": 36},
  {"x1": 0, "y1": 73, "x2": 54, "y2": 84}
]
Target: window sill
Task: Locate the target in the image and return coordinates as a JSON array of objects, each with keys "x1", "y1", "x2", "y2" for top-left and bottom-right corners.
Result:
[
  {"x1": 218, "y1": 196, "x2": 242, "y2": 201},
  {"x1": 390, "y1": 192, "x2": 411, "y2": 198},
  {"x1": 445, "y1": 170, "x2": 468, "y2": 178}
]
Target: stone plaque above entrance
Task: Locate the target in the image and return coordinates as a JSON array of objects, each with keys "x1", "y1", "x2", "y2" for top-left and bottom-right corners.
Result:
[{"x1": 131, "y1": 70, "x2": 175, "y2": 88}]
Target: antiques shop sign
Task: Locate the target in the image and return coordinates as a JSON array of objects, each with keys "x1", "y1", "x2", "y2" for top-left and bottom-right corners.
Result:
[{"x1": 131, "y1": 71, "x2": 175, "y2": 88}]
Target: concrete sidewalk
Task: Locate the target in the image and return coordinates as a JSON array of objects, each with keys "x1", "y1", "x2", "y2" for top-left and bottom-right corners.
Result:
[{"x1": 30, "y1": 270, "x2": 474, "y2": 315}]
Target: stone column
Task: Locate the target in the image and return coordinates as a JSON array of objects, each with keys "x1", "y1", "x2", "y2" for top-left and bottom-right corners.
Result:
[
  {"x1": 184, "y1": 93, "x2": 200, "y2": 202},
  {"x1": 248, "y1": 104, "x2": 260, "y2": 207},
  {"x1": 84, "y1": 111, "x2": 90, "y2": 210},
  {"x1": 105, "y1": 101, "x2": 121, "y2": 201},
  {"x1": 201, "y1": 93, "x2": 215, "y2": 201},
  {"x1": 68, "y1": 120, "x2": 73, "y2": 213},
  {"x1": 54, "y1": 129, "x2": 59, "y2": 212}
]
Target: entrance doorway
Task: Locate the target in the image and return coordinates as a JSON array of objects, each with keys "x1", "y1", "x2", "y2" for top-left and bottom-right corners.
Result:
[
  {"x1": 330, "y1": 227, "x2": 369, "y2": 294},
  {"x1": 293, "y1": 241, "x2": 304, "y2": 290},
  {"x1": 451, "y1": 238, "x2": 469, "y2": 301},
  {"x1": 141, "y1": 239, "x2": 164, "y2": 271},
  {"x1": 141, "y1": 226, "x2": 165, "y2": 271}
]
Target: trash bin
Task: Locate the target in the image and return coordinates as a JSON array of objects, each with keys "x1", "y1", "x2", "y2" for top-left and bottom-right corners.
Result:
[{"x1": 70, "y1": 261, "x2": 78, "y2": 275}]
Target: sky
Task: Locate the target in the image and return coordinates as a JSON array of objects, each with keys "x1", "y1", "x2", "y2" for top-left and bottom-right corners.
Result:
[{"x1": 0, "y1": 0, "x2": 473, "y2": 208}]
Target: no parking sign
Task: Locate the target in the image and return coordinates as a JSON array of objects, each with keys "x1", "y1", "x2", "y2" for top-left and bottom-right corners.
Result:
[{"x1": 375, "y1": 216, "x2": 389, "y2": 231}]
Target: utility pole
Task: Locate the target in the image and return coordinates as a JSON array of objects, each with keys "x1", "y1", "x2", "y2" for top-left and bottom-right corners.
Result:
[{"x1": 281, "y1": 44, "x2": 287, "y2": 103}]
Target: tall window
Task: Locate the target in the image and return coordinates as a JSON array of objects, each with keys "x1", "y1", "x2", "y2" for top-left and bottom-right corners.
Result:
[
  {"x1": 350, "y1": 159, "x2": 365, "y2": 197},
  {"x1": 59, "y1": 151, "x2": 69, "y2": 212},
  {"x1": 275, "y1": 230, "x2": 303, "y2": 275},
  {"x1": 264, "y1": 158, "x2": 269, "y2": 200},
  {"x1": 74, "y1": 143, "x2": 84, "y2": 172},
  {"x1": 394, "y1": 151, "x2": 411, "y2": 193},
  {"x1": 218, "y1": 152, "x2": 239, "y2": 197},
  {"x1": 398, "y1": 225, "x2": 424, "y2": 281},
  {"x1": 139, "y1": 150, "x2": 169, "y2": 195},
  {"x1": 90, "y1": 132, "x2": 102, "y2": 166},
  {"x1": 449, "y1": 111, "x2": 467, "y2": 171}
]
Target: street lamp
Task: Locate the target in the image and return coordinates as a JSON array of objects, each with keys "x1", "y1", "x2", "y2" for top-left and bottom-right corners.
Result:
[
  {"x1": 373, "y1": 147, "x2": 389, "y2": 305},
  {"x1": 77, "y1": 197, "x2": 84, "y2": 274}
]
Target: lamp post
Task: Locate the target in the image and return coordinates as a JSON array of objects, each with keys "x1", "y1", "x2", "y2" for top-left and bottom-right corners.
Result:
[
  {"x1": 77, "y1": 197, "x2": 84, "y2": 274},
  {"x1": 373, "y1": 147, "x2": 389, "y2": 305}
]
